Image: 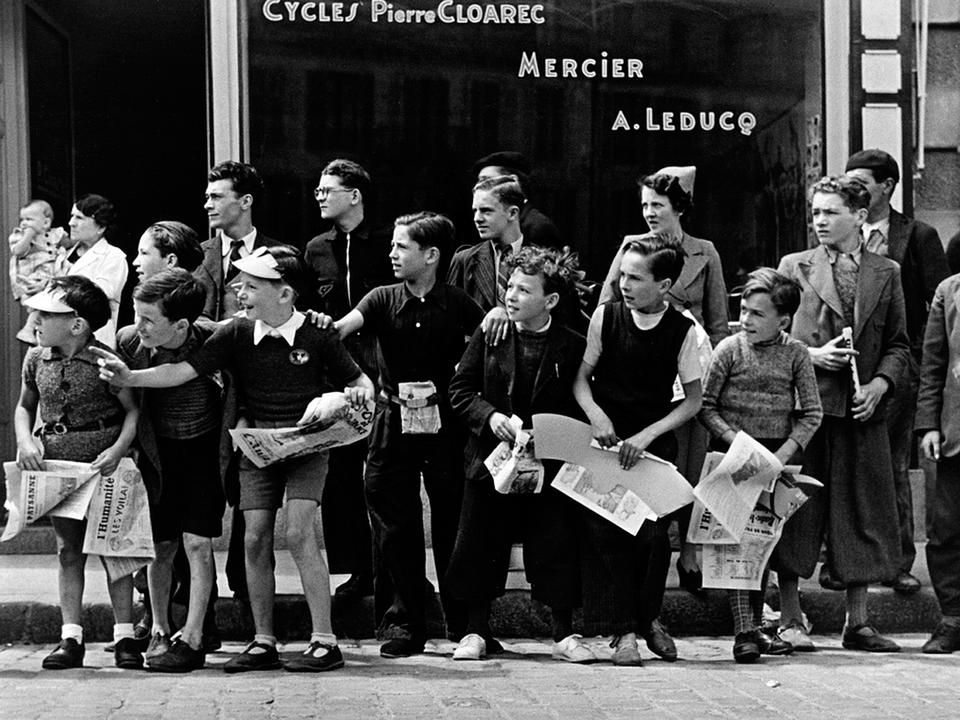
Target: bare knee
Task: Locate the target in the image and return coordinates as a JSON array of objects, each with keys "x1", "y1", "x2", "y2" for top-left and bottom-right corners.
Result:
[{"x1": 182, "y1": 533, "x2": 212, "y2": 558}]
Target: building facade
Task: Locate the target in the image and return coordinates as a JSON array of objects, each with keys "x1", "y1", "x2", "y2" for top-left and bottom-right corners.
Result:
[{"x1": 0, "y1": 0, "x2": 957, "y2": 467}]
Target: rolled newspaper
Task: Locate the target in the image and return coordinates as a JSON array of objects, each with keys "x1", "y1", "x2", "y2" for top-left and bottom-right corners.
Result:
[{"x1": 841, "y1": 326, "x2": 861, "y2": 394}]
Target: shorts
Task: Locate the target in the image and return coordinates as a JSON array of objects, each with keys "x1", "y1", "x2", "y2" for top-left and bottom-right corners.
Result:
[
  {"x1": 238, "y1": 447, "x2": 329, "y2": 511},
  {"x1": 151, "y1": 430, "x2": 226, "y2": 541}
]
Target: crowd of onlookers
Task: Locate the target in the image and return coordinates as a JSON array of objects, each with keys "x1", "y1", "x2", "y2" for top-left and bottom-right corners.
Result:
[{"x1": 8, "y1": 147, "x2": 960, "y2": 675}]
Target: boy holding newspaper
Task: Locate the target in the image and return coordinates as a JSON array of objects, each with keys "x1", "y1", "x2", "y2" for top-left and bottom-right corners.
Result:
[
  {"x1": 97, "y1": 245, "x2": 374, "y2": 673},
  {"x1": 446, "y1": 246, "x2": 588, "y2": 662},
  {"x1": 13, "y1": 276, "x2": 140, "y2": 670},
  {"x1": 699, "y1": 268, "x2": 823, "y2": 662},
  {"x1": 572, "y1": 235, "x2": 703, "y2": 665}
]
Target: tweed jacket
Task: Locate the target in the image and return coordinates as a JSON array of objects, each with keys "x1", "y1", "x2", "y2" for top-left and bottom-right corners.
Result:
[
  {"x1": 446, "y1": 238, "x2": 533, "y2": 313},
  {"x1": 197, "y1": 230, "x2": 274, "y2": 321},
  {"x1": 916, "y1": 273, "x2": 960, "y2": 457},
  {"x1": 777, "y1": 244, "x2": 910, "y2": 419}
]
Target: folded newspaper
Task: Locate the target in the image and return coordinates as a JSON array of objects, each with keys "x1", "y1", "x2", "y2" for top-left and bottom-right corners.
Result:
[
  {"x1": 483, "y1": 415, "x2": 544, "y2": 494},
  {"x1": 229, "y1": 393, "x2": 375, "y2": 468},
  {"x1": 2, "y1": 460, "x2": 99, "y2": 541},
  {"x1": 685, "y1": 433, "x2": 822, "y2": 590},
  {"x1": 3, "y1": 457, "x2": 154, "y2": 581}
]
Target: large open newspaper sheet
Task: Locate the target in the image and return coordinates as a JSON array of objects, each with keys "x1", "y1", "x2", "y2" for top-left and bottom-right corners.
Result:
[
  {"x1": 229, "y1": 394, "x2": 375, "y2": 468},
  {"x1": 532, "y1": 413, "x2": 694, "y2": 535}
]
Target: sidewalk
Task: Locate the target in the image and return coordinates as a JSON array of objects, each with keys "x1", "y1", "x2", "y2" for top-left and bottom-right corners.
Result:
[
  {"x1": 0, "y1": 636, "x2": 956, "y2": 720},
  {"x1": 0, "y1": 545, "x2": 942, "y2": 644}
]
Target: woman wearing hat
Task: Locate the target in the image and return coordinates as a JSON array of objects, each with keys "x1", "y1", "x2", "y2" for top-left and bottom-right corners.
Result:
[{"x1": 598, "y1": 167, "x2": 729, "y2": 647}]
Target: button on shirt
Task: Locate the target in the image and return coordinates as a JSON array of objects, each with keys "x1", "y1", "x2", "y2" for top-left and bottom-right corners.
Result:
[{"x1": 355, "y1": 282, "x2": 484, "y2": 397}]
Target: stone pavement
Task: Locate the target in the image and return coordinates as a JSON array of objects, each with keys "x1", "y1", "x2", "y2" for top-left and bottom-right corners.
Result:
[{"x1": 0, "y1": 635, "x2": 956, "y2": 720}]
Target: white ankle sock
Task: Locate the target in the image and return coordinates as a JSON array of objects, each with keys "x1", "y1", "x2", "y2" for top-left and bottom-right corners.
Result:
[
  {"x1": 253, "y1": 634, "x2": 277, "y2": 648},
  {"x1": 113, "y1": 623, "x2": 135, "y2": 643},
  {"x1": 310, "y1": 632, "x2": 337, "y2": 646},
  {"x1": 61, "y1": 624, "x2": 83, "y2": 643}
]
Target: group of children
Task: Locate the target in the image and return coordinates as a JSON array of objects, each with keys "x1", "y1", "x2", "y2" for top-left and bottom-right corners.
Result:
[{"x1": 11, "y1": 170, "x2": 959, "y2": 673}]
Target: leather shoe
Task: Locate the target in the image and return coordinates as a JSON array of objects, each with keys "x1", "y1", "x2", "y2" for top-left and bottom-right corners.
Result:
[
  {"x1": 380, "y1": 636, "x2": 425, "y2": 658},
  {"x1": 42, "y1": 638, "x2": 85, "y2": 670},
  {"x1": 223, "y1": 641, "x2": 282, "y2": 673},
  {"x1": 841, "y1": 624, "x2": 900, "y2": 652},
  {"x1": 611, "y1": 634, "x2": 642, "y2": 666},
  {"x1": 732, "y1": 632, "x2": 760, "y2": 664},
  {"x1": 643, "y1": 619, "x2": 677, "y2": 662},
  {"x1": 756, "y1": 628, "x2": 793, "y2": 656},
  {"x1": 922, "y1": 621, "x2": 960, "y2": 654},
  {"x1": 818, "y1": 564, "x2": 846, "y2": 591},
  {"x1": 114, "y1": 637, "x2": 145, "y2": 669},
  {"x1": 884, "y1": 570, "x2": 921, "y2": 595}
]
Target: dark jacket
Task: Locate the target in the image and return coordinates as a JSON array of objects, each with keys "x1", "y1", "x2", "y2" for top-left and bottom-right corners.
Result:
[
  {"x1": 197, "y1": 231, "x2": 275, "y2": 321},
  {"x1": 449, "y1": 321, "x2": 586, "y2": 485},
  {"x1": 886, "y1": 209, "x2": 949, "y2": 358}
]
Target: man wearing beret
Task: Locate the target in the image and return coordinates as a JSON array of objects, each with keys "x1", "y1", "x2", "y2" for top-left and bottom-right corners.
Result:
[{"x1": 843, "y1": 148, "x2": 949, "y2": 595}]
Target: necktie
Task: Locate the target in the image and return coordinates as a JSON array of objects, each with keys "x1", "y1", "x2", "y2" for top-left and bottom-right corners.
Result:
[
  {"x1": 865, "y1": 228, "x2": 887, "y2": 257},
  {"x1": 833, "y1": 252, "x2": 858, "y2": 329},
  {"x1": 344, "y1": 232, "x2": 352, "y2": 307},
  {"x1": 497, "y1": 244, "x2": 513, "y2": 305},
  {"x1": 225, "y1": 239, "x2": 244, "y2": 284}
]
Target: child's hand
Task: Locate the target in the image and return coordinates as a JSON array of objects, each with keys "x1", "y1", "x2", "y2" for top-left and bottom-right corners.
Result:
[
  {"x1": 481, "y1": 307, "x2": 511, "y2": 346},
  {"x1": 305, "y1": 310, "x2": 335, "y2": 330},
  {"x1": 488, "y1": 412, "x2": 516, "y2": 444},
  {"x1": 90, "y1": 347, "x2": 134, "y2": 386},
  {"x1": 588, "y1": 410, "x2": 618, "y2": 449},
  {"x1": 921, "y1": 430, "x2": 942, "y2": 462},
  {"x1": 90, "y1": 446, "x2": 124, "y2": 477},
  {"x1": 343, "y1": 385, "x2": 373, "y2": 408},
  {"x1": 16, "y1": 437, "x2": 44, "y2": 471},
  {"x1": 620, "y1": 428, "x2": 655, "y2": 470}
]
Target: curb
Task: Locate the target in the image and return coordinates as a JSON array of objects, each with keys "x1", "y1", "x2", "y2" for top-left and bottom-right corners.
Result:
[{"x1": 1, "y1": 586, "x2": 941, "y2": 644}]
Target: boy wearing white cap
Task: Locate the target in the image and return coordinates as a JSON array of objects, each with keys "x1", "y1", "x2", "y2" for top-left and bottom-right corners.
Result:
[
  {"x1": 14, "y1": 276, "x2": 141, "y2": 670},
  {"x1": 96, "y1": 245, "x2": 375, "y2": 673}
]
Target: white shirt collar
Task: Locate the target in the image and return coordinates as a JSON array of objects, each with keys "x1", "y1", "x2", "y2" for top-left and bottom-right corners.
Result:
[
  {"x1": 861, "y1": 217, "x2": 890, "y2": 239},
  {"x1": 514, "y1": 315, "x2": 552, "y2": 333},
  {"x1": 493, "y1": 234, "x2": 523, "y2": 258},
  {"x1": 220, "y1": 227, "x2": 258, "y2": 258},
  {"x1": 253, "y1": 311, "x2": 306, "y2": 346}
]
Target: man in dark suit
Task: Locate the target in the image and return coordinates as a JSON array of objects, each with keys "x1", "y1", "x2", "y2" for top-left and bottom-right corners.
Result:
[
  {"x1": 472, "y1": 151, "x2": 562, "y2": 249},
  {"x1": 199, "y1": 160, "x2": 274, "y2": 600},
  {"x1": 199, "y1": 161, "x2": 273, "y2": 321},
  {"x1": 447, "y1": 175, "x2": 531, "y2": 342},
  {"x1": 845, "y1": 149, "x2": 949, "y2": 594},
  {"x1": 303, "y1": 159, "x2": 392, "y2": 602}
]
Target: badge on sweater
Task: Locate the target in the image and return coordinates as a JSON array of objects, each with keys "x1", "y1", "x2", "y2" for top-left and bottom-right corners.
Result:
[{"x1": 289, "y1": 349, "x2": 310, "y2": 365}]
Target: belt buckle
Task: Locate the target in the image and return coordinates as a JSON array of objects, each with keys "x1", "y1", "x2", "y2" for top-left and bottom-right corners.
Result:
[{"x1": 51, "y1": 422, "x2": 68, "y2": 436}]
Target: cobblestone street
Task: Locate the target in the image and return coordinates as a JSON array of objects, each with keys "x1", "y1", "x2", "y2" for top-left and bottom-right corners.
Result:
[{"x1": 1, "y1": 635, "x2": 957, "y2": 720}]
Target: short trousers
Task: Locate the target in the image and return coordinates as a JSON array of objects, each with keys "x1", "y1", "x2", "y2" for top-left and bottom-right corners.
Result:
[
  {"x1": 151, "y1": 429, "x2": 226, "y2": 541},
  {"x1": 238, "y1": 430, "x2": 329, "y2": 511}
]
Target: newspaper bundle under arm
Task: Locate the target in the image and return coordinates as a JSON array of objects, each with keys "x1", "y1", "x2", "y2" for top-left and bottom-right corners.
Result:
[
  {"x1": 2, "y1": 460, "x2": 99, "y2": 541},
  {"x1": 483, "y1": 415, "x2": 544, "y2": 494},
  {"x1": 688, "y1": 431, "x2": 783, "y2": 543},
  {"x1": 532, "y1": 413, "x2": 693, "y2": 535},
  {"x1": 229, "y1": 393, "x2": 376, "y2": 468},
  {"x1": 81, "y1": 457, "x2": 155, "y2": 582},
  {"x1": 684, "y1": 433, "x2": 823, "y2": 590}
]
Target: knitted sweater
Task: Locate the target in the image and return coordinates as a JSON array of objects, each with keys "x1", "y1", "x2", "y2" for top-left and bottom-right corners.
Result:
[{"x1": 700, "y1": 331, "x2": 823, "y2": 449}]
